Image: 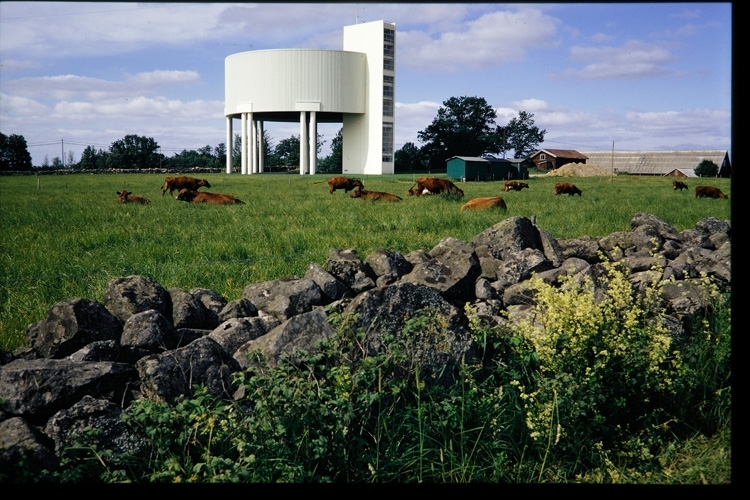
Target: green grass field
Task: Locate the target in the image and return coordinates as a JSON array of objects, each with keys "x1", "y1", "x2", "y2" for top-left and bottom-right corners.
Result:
[{"x1": 0, "y1": 172, "x2": 731, "y2": 351}]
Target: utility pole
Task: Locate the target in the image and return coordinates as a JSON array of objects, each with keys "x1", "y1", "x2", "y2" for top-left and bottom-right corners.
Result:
[
  {"x1": 61, "y1": 139, "x2": 65, "y2": 167},
  {"x1": 610, "y1": 141, "x2": 614, "y2": 181}
]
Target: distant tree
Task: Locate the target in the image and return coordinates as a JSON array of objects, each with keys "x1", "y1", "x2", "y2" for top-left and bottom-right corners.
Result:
[
  {"x1": 0, "y1": 133, "x2": 33, "y2": 171},
  {"x1": 317, "y1": 128, "x2": 343, "y2": 174},
  {"x1": 695, "y1": 159, "x2": 718, "y2": 177},
  {"x1": 51, "y1": 156, "x2": 64, "y2": 168},
  {"x1": 78, "y1": 146, "x2": 109, "y2": 170},
  {"x1": 417, "y1": 96, "x2": 500, "y2": 170},
  {"x1": 66, "y1": 150, "x2": 76, "y2": 168},
  {"x1": 227, "y1": 131, "x2": 274, "y2": 172},
  {"x1": 214, "y1": 143, "x2": 227, "y2": 167},
  {"x1": 497, "y1": 111, "x2": 546, "y2": 159},
  {"x1": 271, "y1": 136, "x2": 301, "y2": 169},
  {"x1": 394, "y1": 142, "x2": 425, "y2": 172},
  {"x1": 166, "y1": 149, "x2": 205, "y2": 171},
  {"x1": 42, "y1": 155, "x2": 50, "y2": 168},
  {"x1": 107, "y1": 134, "x2": 161, "y2": 169}
]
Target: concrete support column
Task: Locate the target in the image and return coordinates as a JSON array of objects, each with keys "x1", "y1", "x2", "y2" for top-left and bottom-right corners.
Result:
[
  {"x1": 258, "y1": 121, "x2": 265, "y2": 173},
  {"x1": 241, "y1": 113, "x2": 248, "y2": 175},
  {"x1": 249, "y1": 111, "x2": 256, "y2": 174},
  {"x1": 299, "y1": 111, "x2": 308, "y2": 175},
  {"x1": 226, "y1": 117, "x2": 233, "y2": 174},
  {"x1": 309, "y1": 111, "x2": 317, "y2": 175}
]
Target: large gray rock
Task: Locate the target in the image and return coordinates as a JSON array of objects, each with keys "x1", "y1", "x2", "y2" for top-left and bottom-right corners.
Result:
[
  {"x1": 342, "y1": 282, "x2": 477, "y2": 386},
  {"x1": 104, "y1": 275, "x2": 172, "y2": 324},
  {"x1": 27, "y1": 298, "x2": 122, "y2": 359},
  {"x1": 326, "y1": 248, "x2": 377, "y2": 294},
  {"x1": 243, "y1": 277, "x2": 324, "y2": 322},
  {"x1": 209, "y1": 316, "x2": 276, "y2": 356},
  {"x1": 0, "y1": 416, "x2": 59, "y2": 480},
  {"x1": 471, "y1": 216, "x2": 543, "y2": 260},
  {"x1": 44, "y1": 395, "x2": 145, "y2": 457},
  {"x1": 630, "y1": 213, "x2": 682, "y2": 242},
  {"x1": 304, "y1": 262, "x2": 350, "y2": 302},
  {"x1": 0, "y1": 358, "x2": 137, "y2": 421},
  {"x1": 233, "y1": 308, "x2": 334, "y2": 370},
  {"x1": 557, "y1": 235, "x2": 602, "y2": 263},
  {"x1": 401, "y1": 237, "x2": 481, "y2": 302},
  {"x1": 494, "y1": 248, "x2": 553, "y2": 289},
  {"x1": 169, "y1": 287, "x2": 210, "y2": 330},
  {"x1": 120, "y1": 309, "x2": 179, "y2": 362},
  {"x1": 190, "y1": 288, "x2": 228, "y2": 329},
  {"x1": 136, "y1": 337, "x2": 240, "y2": 404},
  {"x1": 364, "y1": 248, "x2": 414, "y2": 287},
  {"x1": 218, "y1": 298, "x2": 259, "y2": 323}
]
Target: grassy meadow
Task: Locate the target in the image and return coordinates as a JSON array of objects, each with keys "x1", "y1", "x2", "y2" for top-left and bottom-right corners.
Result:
[{"x1": 0, "y1": 172, "x2": 731, "y2": 351}]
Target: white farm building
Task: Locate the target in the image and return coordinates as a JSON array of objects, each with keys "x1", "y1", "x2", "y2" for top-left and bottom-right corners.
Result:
[{"x1": 224, "y1": 20, "x2": 396, "y2": 176}]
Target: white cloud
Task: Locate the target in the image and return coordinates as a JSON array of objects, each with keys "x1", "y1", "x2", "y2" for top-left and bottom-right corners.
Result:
[
  {"x1": 3, "y1": 70, "x2": 204, "y2": 102},
  {"x1": 508, "y1": 99, "x2": 548, "y2": 112},
  {"x1": 394, "y1": 101, "x2": 441, "y2": 147},
  {"x1": 559, "y1": 40, "x2": 674, "y2": 80},
  {"x1": 398, "y1": 8, "x2": 560, "y2": 72},
  {"x1": 625, "y1": 108, "x2": 730, "y2": 136},
  {"x1": 0, "y1": 92, "x2": 50, "y2": 117}
]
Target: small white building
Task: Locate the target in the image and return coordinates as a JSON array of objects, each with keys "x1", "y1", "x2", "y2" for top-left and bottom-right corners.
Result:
[{"x1": 224, "y1": 20, "x2": 395, "y2": 176}]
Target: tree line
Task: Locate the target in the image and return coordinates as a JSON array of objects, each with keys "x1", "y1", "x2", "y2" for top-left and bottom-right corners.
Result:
[{"x1": 2, "y1": 95, "x2": 544, "y2": 173}]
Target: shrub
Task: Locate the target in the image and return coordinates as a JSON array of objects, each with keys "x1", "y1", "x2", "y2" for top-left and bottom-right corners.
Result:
[{"x1": 507, "y1": 259, "x2": 731, "y2": 481}]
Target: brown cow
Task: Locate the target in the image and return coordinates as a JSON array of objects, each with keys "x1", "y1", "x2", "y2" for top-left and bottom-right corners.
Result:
[
  {"x1": 176, "y1": 188, "x2": 245, "y2": 205},
  {"x1": 117, "y1": 191, "x2": 150, "y2": 204},
  {"x1": 694, "y1": 185, "x2": 728, "y2": 199},
  {"x1": 318, "y1": 176, "x2": 364, "y2": 194},
  {"x1": 554, "y1": 182, "x2": 582, "y2": 196},
  {"x1": 460, "y1": 196, "x2": 507, "y2": 211},
  {"x1": 503, "y1": 181, "x2": 529, "y2": 192},
  {"x1": 350, "y1": 187, "x2": 402, "y2": 202},
  {"x1": 407, "y1": 187, "x2": 433, "y2": 196},
  {"x1": 673, "y1": 180, "x2": 688, "y2": 191},
  {"x1": 408, "y1": 177, "x2": 464, "y2": 198},
  {"x1": 162, "y1": 176, "x2": 211, "y2": 196}
]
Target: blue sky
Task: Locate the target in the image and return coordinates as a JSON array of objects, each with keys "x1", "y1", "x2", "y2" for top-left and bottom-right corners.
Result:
[{"x1": 0, "y1": 2, "x2": 732, "y2": 167}]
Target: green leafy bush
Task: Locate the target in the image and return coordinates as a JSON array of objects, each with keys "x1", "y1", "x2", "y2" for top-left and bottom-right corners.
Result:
[{"x1": 506, "y1": 260, "x2": 731, "y2": 481}]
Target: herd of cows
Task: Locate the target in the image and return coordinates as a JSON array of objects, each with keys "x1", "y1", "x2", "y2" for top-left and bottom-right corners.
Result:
[{"x1": 115, "y1": 174, "x2": 729, "y2": 209}]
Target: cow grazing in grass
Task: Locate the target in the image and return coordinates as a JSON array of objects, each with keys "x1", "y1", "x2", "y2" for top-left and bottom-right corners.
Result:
[
  {"x1": 117, "y1": 191, "x2": 150, "y2": 204},
  {"x1": 694, "y1": 185, "x2": 728, "y2": 199},
  {"x1": 350, "y1": 187, "x2": 402, "y2": 202},
  {"x1": 503, "y1": 181, "x2": 529, "y2": 192},
  {"x1": 319, "y1": 176, "x2": 364, "y2": 194},
  {"x1": 409, "y1": 177, "x2": 464, "y2": 198},
  {"x1": 176, "y1": 188, "x2": 245, "y2": 205},
  {"x1": 673, "y1": 180, "x2": 688, "y2": 191},
  {"x1": 162, "y1": 176, "x2": 211, "y2": 196},
  {"x1": 460, "y1": 196, "x2": 507, "y2": 211},
  {"x1": 554, "y1": 182, "x2": 582, "y2": 196}
]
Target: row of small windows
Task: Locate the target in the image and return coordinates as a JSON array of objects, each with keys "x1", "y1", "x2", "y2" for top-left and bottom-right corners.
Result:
[
  {"x1": 383, "y1": 29, "x2": 394, "y2": 71},
  {"x1": 383, "y1": 29, "x2": 395, "y2": 162},
  {"x1": 383, "y1": 98, "x2": 393, "y2": 117},
  {"x1": 383, "y1": 75, "x2": 394, "y2": 117},
  {"x1": 382, "y1": 122, "x2": 393, "y2": 163}
]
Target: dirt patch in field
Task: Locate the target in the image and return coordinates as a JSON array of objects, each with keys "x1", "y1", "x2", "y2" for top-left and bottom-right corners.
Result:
[{"x1": 545, "y1": 163, "x2": 610, "y2": 177}]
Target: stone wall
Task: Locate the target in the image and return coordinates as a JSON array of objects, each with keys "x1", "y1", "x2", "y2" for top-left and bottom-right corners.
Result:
[{"x1": 0, "y1": 213, "x2": 731, "y2": 477}]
